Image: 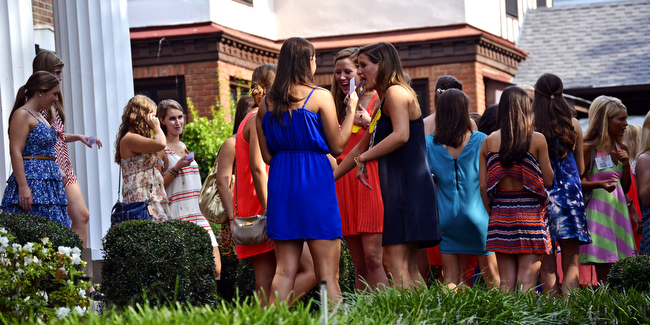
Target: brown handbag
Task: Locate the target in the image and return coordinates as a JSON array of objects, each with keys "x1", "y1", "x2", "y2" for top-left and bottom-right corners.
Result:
[{"x1": 198, "y1": 146, "x2": 234, "y2": 224}]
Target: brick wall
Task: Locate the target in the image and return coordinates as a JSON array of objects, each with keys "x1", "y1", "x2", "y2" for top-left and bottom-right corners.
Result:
[
  {"x1": 133, "y1": 61, "x2": 253, "y2": 118},
  {"x1": 32, "y1": 0, "x2": 53, "y2": 26}
]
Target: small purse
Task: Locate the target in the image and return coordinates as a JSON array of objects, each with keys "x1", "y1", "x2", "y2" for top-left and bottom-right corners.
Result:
[
  {"x1": 199, "y1": 146, "x2": 234, "y2": 224},
  {"x1": 110, "y1": 167, "x2": 153, "y2": 226},
  {"x1": 231, "y1": 171, "x2": 268, "y2": 246},
  {"x1": 582, "y1": 146, "x2": 596, "y2": 206}
]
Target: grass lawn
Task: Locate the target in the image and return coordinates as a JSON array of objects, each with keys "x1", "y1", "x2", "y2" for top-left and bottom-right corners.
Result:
[{"x1": 7, "y1": 283, "x2": 649, "y2": 325}]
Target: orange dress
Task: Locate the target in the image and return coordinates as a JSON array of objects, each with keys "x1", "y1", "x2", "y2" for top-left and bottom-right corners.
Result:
[
  {"x1": 335, "y1": 94, "x2": 384, "y2": 236},
  {"x1": 234, "y1": 112, "x2": 274, "y2": 259}
]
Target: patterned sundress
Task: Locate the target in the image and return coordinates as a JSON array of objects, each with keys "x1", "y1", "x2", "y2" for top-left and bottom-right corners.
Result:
[
  {"x1": 485, "y1": 148, "x2": 552, "y2": 255},
  {"x1": 120, "y1": 153, "x2": 170, "y2": 223},
  {"x1": 579, "y1": 146, "x2": 635, "y2": 263},
  {"x1": 41, "y1": 108, "x2": 77, "y2": 186}
]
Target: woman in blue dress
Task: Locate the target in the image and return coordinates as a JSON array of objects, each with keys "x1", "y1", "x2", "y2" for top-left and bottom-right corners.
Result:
[
  {"x1": 1, "y1": 71, "x2": 70, "y2": 227},
  {"x1": 533, "y1": 74, "x2": 591, "y2": 295},
  {"x1": 256, "y1": 37, "x2": 358, "y2": 304},
  {"x1": 425, "y1": 89, "x2": 499, "y2": 290}
]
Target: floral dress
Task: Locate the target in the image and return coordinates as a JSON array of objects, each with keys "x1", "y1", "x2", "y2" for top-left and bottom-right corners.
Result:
[{"x1": 121, "y1": 153, "x2": 170, "y2": 223}]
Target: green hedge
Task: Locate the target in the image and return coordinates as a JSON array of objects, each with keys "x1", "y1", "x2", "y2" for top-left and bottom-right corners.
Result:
[
  {"x1": 101, "y1": 220, "x2": 217, "y2": 308},
  {"x1": 608, "y1": 255, "x2": 650, "y2": 292},
  {"x1": 0, "y1": 213, "x2": 82, "y2": 250}
]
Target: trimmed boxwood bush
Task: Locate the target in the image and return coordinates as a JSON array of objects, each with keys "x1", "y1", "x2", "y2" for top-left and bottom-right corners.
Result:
[
  {"x1": 101, "y1": 220, "x2": 216, "y2": 308},
  {"x1": 608, "y1": 255, "x2": 650, "y2": 292},
  {"x1": 0, "y1": 212, "x2": 82, "y2": 250}
]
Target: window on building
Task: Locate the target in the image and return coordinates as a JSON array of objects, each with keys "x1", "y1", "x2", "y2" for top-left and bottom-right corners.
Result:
[
  {"x1": 134, "y1": 76, "x2": 186, "y2": 110},
  {"x1": 230, "y1": 77, "x2": 250, "y2": 106},
  {"x1": 411, "y1": 79, "x2": 430, "y2": 116},
  {"x1": 536, "y1": 0, "x2": 547, "y2": 8},
  {"x1": 506, "y1": 0, "x2": 518, "y2": 17}
]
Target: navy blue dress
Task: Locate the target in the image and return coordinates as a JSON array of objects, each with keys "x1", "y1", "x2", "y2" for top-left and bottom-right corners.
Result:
[
  {"x1": 261, "y1": 89, "x2": 342, "y2": 240},
  {"x1": 1, "y1": 109, "x2": 70, "y2": 227},
  {"x1": 373, "y1": 102, "x2": 441, "y2": 248}
]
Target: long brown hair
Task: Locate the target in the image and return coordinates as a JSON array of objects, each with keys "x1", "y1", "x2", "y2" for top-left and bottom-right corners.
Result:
[
  {"x1": 434, "y1": 89, "x2": 471, "y2": 148},
  {"x1": 251, "y1": 63, "x2": 276, "y2": 107},
  {"x1": 434, "y1": 75, "x2": 463, "y2": 109},
  {"x1": 267, "y1": 37, "x2": 317, "y2": 124},
  {"x1": 233, "y1": 95, "x2": 256, "y2": 135},
  {"x1": 358, "y1": 42, "x2": 417, "y2": 99},
  {"x1": 331, "y1": 47, "x2": 359, "y2": 123},
  {"x1": 533, "y1": 73, "x2": 576, "y2": 159},
  {"x1": 8, "y1": 71, "x2": 60, "y2": 135},
  {"x1": 32, "y1": 50, "x2": 65, "y2": 125},
  {"x1": 584, "y1": 95, "x2": 627, "y2": 153},
  {"x1": 497, "y1": 86, "x2": 534, "y2": 168},
  {"x1": 114, "y1": 95, "x2": 157, "y2": 163}
]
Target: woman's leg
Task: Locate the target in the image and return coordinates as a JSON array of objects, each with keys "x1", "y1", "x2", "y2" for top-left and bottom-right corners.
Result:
[
  {"x1": 250, "y1": 250, "x2": 277, "y2": 306},
  {"x1": 361, "y1": 233, "x2": 389, "y2": 290},
  {"x1": 307, "y1": 238, "x2": 342, "y2": 303},
  {"x1": 595, "y1": 263, "x2": 613, "y2": 284},
  {"x1": 292, "y1": 242, "x2": 317, "y2": 303},
  {"x1": 269, "y1": 240, "x2": 302, "y2": 305},
  {"x1": 558, "y1": 239, "x2": 581, "y2": 294},
  {"x1": 539, "y1": 246, "x2": 559, "y2": 296},
  {"x1": 384, "y1": 242, "x2": 415, "y2": 288},
  {"x1": 440, "y1": 253, "x2": 461, "y2": 289},
  {"x1": 517, "y1": 254, "x2": 543, "y2": 295},
  {"x1": 416, "y1": 248, "x2": 430, "y2": 286},
  {"x1": 344, "y1": 235, "x2": 368, "y2": 291},
  {"x1": 476, "y1": 253, "x2": 500, "y2": 289},
  {"x1": 65, "y1": 183, "x2": 90, "y2": 247},
  {"x1": 496, "y1": 252, "x2": 517, "y2": 293}
]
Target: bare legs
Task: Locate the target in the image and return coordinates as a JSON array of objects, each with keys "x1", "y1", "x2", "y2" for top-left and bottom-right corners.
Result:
[
  {"x1": 541, "y1": 239, "x2": 582, "y2": 296},
  {"x1": 250, "y1": 250, "x2": 276, "y2": 307},
  {"x1": 269, "y1": 239, "x2": 341, "y2": 305},
  {"x1": 65, "y1": 183, "x2": 90, "y2": 247},
  {"x1": 440, "y1": 253, "x2": 500, "y2": 290},
  {"x1": 416, "y1": 248, "x2": 430, "y2": 286},
  {"x1": 291, "y1": 242, "x2": 318, "y2": 303},
  {"x1": 595, "y1": 263, "x2": 612, "y2": 284},
  {"x1": 384, "y1": 241, "x2": 420, "y2": 289},
  {"x1": 476, "y1": 253, "x2": 500, "y2": 289},
  {"x1": 345, "y1": 233, "x2": 388, "y2": 291},
  {"x1": 496, "y1": 252, "x2": 542, "y2": 294}
]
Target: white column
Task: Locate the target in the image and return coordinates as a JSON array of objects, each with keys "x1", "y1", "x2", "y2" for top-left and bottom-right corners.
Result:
[
  {"x1": 53, "y1": 0, "x2": 133, "y2": 260},
  {"x1": 0, "y1": 0, "x2": 35, "y2": 183}
]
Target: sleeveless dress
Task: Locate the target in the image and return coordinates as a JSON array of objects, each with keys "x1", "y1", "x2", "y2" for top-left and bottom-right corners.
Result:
[
  {"x1": 546, "y1": 149, "x2": 591, "y2": 244},
  {"x1": 41, "y1": 108, "x2": 77, "y2": 186},
  {"x1": 335, "y1": 93, "x2": 384, "y2": 236},
  {"x1": 262, "y1": 89, "x2": 342, "y2": 240},
  {"x1": 636, "y1": 152, "x2": 650, "y2": 254},
  {"x1": 485, "y1": 148, "x2": 552, "y2": 255},
  {"x1": 234, "y1": 111, "x2": 274, "y2": 258},
  {"x1": 120, "y1": 153, "x2": 170, "y2": 223},
  {"x1": 426, "y1": 131, "x2": 491, "y2": 255},
  {"x1": 372, "y1": 101, "x2": 441, "y2": 248},
  {"x1": 163, "y1": 144, "x2": 218, "y2": 247},
  {"x1": 1, "y1": 109, "x2": 70, "y2": 227},
  {"x1": 579, "y1": 146, "x2": 635, "y2": 263}
]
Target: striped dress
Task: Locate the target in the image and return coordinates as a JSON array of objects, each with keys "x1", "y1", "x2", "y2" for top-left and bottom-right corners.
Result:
[
  {"x1": 164, "y1": 145, "x2": 218, "y2": 247},
  {"x1": 579, "y1": 147, "x2": 634, "y2": 264},
  {"x1": 485, "y1": 150, "x2": 552, "y2": 255}
]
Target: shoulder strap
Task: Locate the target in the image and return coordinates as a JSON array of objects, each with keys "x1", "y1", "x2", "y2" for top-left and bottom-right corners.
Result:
[
  {"x1": 586, "y1": 145, "x2": 596, "y2": 180},
  {"x1": 301, "y1": 88, "x2": 317, "y2": 109},
  {"x1": 21, "y1": 107, "x2": 40, "y2": 122}
]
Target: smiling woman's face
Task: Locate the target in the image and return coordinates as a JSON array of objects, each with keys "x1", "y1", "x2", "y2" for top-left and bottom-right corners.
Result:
[
  {"x1": 334, "y1": 58, "x2": 358, "y2": 94},
  {"x1": 357, "y1": 54, "x2": 379, "y2": 91}
]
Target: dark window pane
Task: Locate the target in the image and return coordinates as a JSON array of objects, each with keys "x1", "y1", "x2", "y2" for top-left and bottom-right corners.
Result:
[
  {"x1": 134, "y1": 76, "x2": 186, "y2": 109},
  {"x1": 536, "y1": 0, "x2": 546, "y2": 8},
  {"x1": 411, "y1": 78, "x2": 430, "y2": 117},
  {"x1": 506, "y1": 0, "x2": 518, "y2": 17}
]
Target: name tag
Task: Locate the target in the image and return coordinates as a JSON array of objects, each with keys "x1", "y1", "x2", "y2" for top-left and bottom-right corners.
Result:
[{"x1": 595, "y1": 155, "x2": 614, "y2": 170}]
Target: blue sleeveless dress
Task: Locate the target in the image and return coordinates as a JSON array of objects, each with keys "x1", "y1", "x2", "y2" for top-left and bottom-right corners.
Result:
[
  {"x1": 261, "y1": 89, "x2": 342, "y2": 240},
  {"x1": 1, "y1": 109, "x2": 70, "y2": 227}
]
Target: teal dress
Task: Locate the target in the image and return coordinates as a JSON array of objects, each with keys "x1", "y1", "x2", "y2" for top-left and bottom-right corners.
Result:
[{"x1": 425, "y1": 131, "x2": 491, "y2": 255}]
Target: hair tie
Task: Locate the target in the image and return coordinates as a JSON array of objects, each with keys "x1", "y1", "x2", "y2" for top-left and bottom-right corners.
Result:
[
  {"x1": 24, "y1": 89, "x2": 28, "y2": 95},
  {"x1": 436, "y1": 88, "x2": 447, "y2": 94},
  {"x1": 550, "y1": 95, "x2": 554, "y2": 99}
]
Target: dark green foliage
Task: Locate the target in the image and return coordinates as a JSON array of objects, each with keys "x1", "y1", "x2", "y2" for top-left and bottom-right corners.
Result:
[
  {"x1": 101, "y1": 220, "x2": 216, "y2": 308},
  {"x1": 339, "y1": 240, "x2": 356, "y2": 293},
  {"x1": 0, "y1": 213, "x2": 82, "y2": 250},
  {"x1": 608, "y1": 255, "x2": 650, "y2": 292}
]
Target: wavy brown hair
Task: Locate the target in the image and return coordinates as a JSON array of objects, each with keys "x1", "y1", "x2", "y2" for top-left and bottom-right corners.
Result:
[
  {"x1": 8, "y1": 71, "x2": 59, "y2": 135},
  {"x1": 251, "y1": 63, "x2": 276, "y2": 107},
  {"x1": 233, "y1": 95, "x2": 256, "y2": 135},
  {"x1": 32, "y1": 50, "x2": 65, "y2": 125},
  {"x1": 533, "y1": 73, "x2": 576, "y2": 159},
  {"x1": 584, "y1": 95, "x2": 627, "y2": 154},
  {"x1": 434, "y1": 89, "x2": 471, "y2": 148},
  {"x1": 114, "y1": 95, "x2": 157, "y2": 163},
  {"x1": 358, "y1": 42, "x2": 417, "y2": 99},
  {"x1": 497, "y1": 86, "x2": 534, "y2": 168},
  {"x1": 331, "y1": 47, "x2": 359, "y2": 123},
  {"x1": 268, "y1": 37, "x2": 317, "y2": 124}
]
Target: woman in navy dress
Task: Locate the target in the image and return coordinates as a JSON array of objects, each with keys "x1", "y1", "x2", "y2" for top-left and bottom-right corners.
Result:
[
  {"x1": 2, "y1": 72, "x2": 69, "y2": 227},
  {"x1": 257, "y1": 37, "x2": 358, "y2": 304}
]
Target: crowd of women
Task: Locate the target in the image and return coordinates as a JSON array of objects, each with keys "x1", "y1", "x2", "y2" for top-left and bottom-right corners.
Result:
[{"x1": 3, "y1": 38, "x2": 650, "y2": 305}]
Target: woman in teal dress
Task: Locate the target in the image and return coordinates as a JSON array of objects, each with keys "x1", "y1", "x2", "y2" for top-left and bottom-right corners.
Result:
[
  {"x1": 1, "y1": 72, "x2": 70, "y2": 227},
  {"x1": 425, "y1": 89, "x2": 499, "y2": 290}
]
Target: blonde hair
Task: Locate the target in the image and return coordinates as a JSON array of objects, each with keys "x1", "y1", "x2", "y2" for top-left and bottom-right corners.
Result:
[
  {"x1": 584, "y1": 95, "x2": 627, "y2": 153},
  {"x1": 623, "y1": 124, "x2": 642, "y2": 164},
  {"x1": 638, "y1": 111, "x2": 650, "y2": 159}
]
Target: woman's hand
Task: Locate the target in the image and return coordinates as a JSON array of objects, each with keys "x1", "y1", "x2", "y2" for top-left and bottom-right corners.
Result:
[
  {"x1": 79, "y1": 135, "x2": 103, "y2": 149},
  {"x1": 346, "y1": 91, "x2": 359, "y2": 117},
  {"x1": 146, "y1": 113, "x2": 161, "y2": 130},
  {"x1": 612, "y1": 149, "x2": 630, "y2": 165},
  {"x1": 18, "y1": 186, "x2": 33, "y2": 211},
  {"x1": 353, "y1": 103, "x2": 371, "y2": 127},
  {"x1": 174, "y1": 153, "x2": 193, "y2": 170},
  {"x1": 600, "y1": 179, "x2": 617, "y2": 192},
  {"x1": 355, "y1": 154, "x2": 372, "y2": 190}
]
